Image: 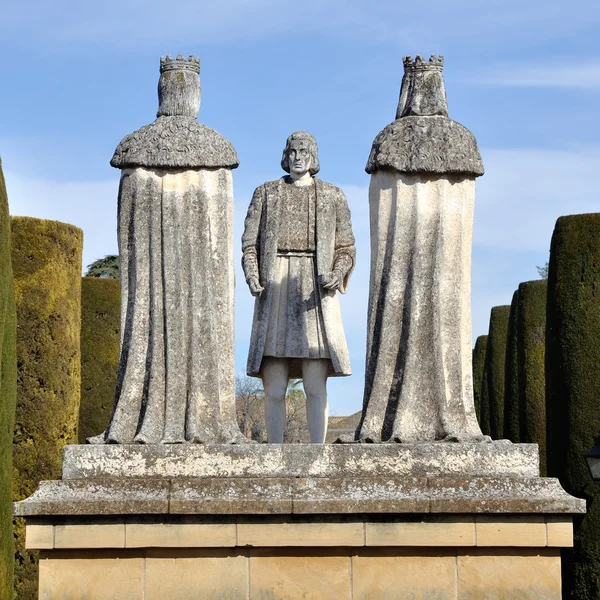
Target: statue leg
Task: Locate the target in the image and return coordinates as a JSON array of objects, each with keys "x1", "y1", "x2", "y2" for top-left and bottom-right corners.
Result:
[
  {"x1": 302, "y1": 359, "x2": 329, "y2": 444},
  {"x1": 262, "y1": 357, "x2": 289, "y2": 443}
]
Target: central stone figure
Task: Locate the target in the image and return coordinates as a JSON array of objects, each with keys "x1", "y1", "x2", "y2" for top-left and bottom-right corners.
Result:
[{"x1": 242, "y1": 131, "x2": 355, "y2": 443}]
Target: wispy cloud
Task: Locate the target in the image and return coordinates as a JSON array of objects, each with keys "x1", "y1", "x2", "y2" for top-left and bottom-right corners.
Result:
[
  {"x1": 3, "y1": 0, "x2": 598, "y2": 49},
  {"x1": 470, "y1": 63, "x2": 600, "y2": 89},
  {"x1": 4, "y1": 172, "x2": 118, "y2": 273},
  {"x1": 474, "y1": 147, "x2": 600, "y2": 251}
]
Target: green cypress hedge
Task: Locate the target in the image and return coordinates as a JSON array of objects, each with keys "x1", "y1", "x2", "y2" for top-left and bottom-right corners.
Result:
[
  {"x1": 0, "y1": 163, "x2": 16, "y2": 600},
  {"x1": 518, "y1": 279, "x2": 547, "y2": 476},
  {"x1": 485, "y1": 305, "x2": 510, "y2": 440},
  {"x1": 11, "y1": 217, "x2": 83, "y2": 600},
  {"x1": 546, "y1": 214, "x2": 600, "y2": 599},
  {"x1": 472, "y1": 335, "x2": 488, "y2": 425},
  {"x1": 79, "y1": 277, "x2": 120, "y2": 443},
  {"x1": 504, "y1": 290, "x2": 521, "y2": 443}
]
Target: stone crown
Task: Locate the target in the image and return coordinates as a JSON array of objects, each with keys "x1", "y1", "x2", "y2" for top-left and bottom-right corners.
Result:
[
  {"x1": 160, "y1": 55, "x2": 200, "y2": 74},
  {"x1": 403, "y1": 55, "x2": 444, "y2": 72}
]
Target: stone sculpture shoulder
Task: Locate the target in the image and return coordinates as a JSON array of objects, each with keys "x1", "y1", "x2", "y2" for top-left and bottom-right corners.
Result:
[
  {"x1": 366, "y1": 116, "x2": 484, "y2": 176},
  {"x1": 111, "y1": 116, "x2": 239, "y2": 170}
]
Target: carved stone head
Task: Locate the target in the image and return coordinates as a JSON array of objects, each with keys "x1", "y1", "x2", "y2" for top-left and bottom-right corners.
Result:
[
  {"x1": 281, "y1": 131, "x2": 320, "y2": 176},
  {"x1": 157, "y1": 55, "x2": 201, "y2": 119}
]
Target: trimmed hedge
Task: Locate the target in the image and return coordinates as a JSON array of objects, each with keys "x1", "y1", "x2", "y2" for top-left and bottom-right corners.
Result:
[
  {"x1": 504, "y1": 290, "x2": 521, "y2": 443},
  {"x1": 0, "y1": 163, "x2": 16, "y2": 600},
  {"x1": 79, "y1": 277, "x2": 120, "y2": 443},
  {"x1": 472, "y1": 335, "x2": 488, "y2": 424},
  {"x1": 546, "y1": 214, "x2": 600, "y2": 599},
  {"x1": 518, "y1": 280, "x2": 547, "y2": 476},
  {"x1": 11, "y1": 217, "x2": 83, "y2": 600},
  {"x1": 485, "y1": 305, "x2": 510, "y2": 440}
]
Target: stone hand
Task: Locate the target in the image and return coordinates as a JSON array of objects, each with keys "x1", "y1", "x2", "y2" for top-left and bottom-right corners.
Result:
[
  {"x1": 319, "y1": 271, "x2": 342, "y2": 291},
  {"x1": 248, "y1": 277, "x2": 264, "y2": 297}
]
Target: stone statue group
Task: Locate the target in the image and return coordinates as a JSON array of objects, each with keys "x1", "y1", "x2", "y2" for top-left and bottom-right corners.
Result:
[{"x1": 90, "y1": 53, "x2": 488, "y2": 447}]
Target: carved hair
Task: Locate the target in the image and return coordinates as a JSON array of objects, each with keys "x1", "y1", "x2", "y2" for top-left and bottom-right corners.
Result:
[{"x1": 281, "y1": 131, "x2": 320, "y2": 175}]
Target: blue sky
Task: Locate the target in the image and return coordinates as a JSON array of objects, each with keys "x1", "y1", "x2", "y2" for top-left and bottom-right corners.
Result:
[{"x1": 1, "y1": 0, "x2": 599, "y2": 415}]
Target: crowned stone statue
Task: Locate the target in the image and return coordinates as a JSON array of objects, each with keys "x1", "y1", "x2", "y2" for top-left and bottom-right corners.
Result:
[
  {"x1": 353, "y1": 56, "x2": 488, "y2": 443},
  {"x1": 89, "y1": 55, "x2": 247, "y2": 444},
  {"x1": 242, "y1": 131, "x2": 355, "y2": 443}
]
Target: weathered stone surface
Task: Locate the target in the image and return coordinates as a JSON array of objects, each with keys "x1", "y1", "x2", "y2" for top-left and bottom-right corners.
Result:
[
  {"x1": 15, "y1": 475, "x2": 584, "y2": 517},
  {"x1": 242, "y1": 131, "x2": 355, "y2": 443},
  {"x1": 111, "y1": 56, "x2": 238, "y2": 170},
  {"x1": 169, "y1": 478, "x2": 294, "y2": 515},
  {"x1": 62, "y1": 442, "x2": 540, "y2": 479},
  {"x1": 358, "y1": 55, "x2": 485, "y2": 444},
  {"x1": 93, "y1": 55, "x2": 244, "y2": 445},
  {"x1": 366, "y1": 116, "x2": 484, "y2": 176},
  {"x1": 366, "y1": 56, "x2": 483, "y2": 176},
  {"x1": 14, "y1": 479, "x2": 170, "y2": 516},
  {"x1": 428, "y1": 477, "x2": 585, "y2": 514},
  {"x1": 291, "y1": 477, "x2": 430, "y2": 514},
  {"x1": 111, "y1": 118, "x2": 239, "y2": 170}
]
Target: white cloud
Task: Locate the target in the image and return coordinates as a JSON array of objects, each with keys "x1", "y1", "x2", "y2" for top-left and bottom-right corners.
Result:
[
  {"x1": 3, "y1": 0, "x2": 597, "y2": 48},
  {"x1": 469, "y1": 63, "x2": 600, "y2": 89},
  {"x1": 474, "y1": 147, "x2": 600, "y2": 252},
  {"x1": 4, "y1": 172, "x2": 118, "y2": 273}
]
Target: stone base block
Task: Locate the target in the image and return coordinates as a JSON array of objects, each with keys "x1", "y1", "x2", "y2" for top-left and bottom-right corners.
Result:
[
  {"x1": 32, "y1": 516, "x2": 567, "y2": 600},
  {"x1": 61, "y1": 441, "x2": 540, "y2": 479}
]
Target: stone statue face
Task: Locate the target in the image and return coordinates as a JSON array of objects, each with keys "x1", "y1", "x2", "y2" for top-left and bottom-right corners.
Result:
[{"x1": 287, "y1": 140, "x2": 312, "y2": 177}]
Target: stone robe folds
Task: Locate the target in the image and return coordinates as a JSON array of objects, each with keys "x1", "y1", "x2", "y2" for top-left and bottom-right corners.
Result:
[
  {"x1": 105, "y1": 168, "x2": 239, "y2": 443},
  {"x1": 359, "y1": 172, "x2": 482, "y2": 442},
  {"x1": 355, "y1": 55, "x2": 486, "y2": 443},
  {"x1": 91, "y1": 100, "x2": 243, "y2": 443},
  {"x1": 242, "y1": 178, "x2": 355, "y2": 378}
]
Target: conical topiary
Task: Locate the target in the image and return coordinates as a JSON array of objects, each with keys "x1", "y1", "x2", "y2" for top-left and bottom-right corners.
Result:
[
  {"x1": 0, "y1": 161, "x2": 16, "y2": 600},
  {"x1": 79, "y1": 277, "x2": 120, "y2": 443},
  {"x1": 504, "y1": 290, "x2": 521, "y2": 442},
  {"x1": 546, "y1": 214, "x2": 600, "y2": 599},
  {"x1": 485, "y1": 305, "x2": 510, "y2": 440},
  {"x1": 11, "y1": 217, "x2": 83, "y2": 600},
  {"x1": 472, "y1": 335, "x2": 488, "y2": 425},
  {"x1": 518, "y1": 279, "x2": 547, "y2": 475}
]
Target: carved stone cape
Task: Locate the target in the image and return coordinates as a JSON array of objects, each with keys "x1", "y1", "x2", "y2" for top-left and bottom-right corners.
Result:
[
  {"x1": 242, "y1": 177, "x2": 355, "y2": 378},
  {"x1": 90, "y1": 56, "x2": 245, "y2": 444},
  {"x1": 355, "y1": 56, "x2": 486, "y2": 443}
]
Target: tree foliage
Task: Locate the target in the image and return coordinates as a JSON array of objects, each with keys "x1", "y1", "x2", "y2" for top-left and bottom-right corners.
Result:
[
  {"x1": 85, "y1": 255, "x2": 119, "y2": 279},
  {"x1": 0, "y1": 163, "x2": 16, "y2": 600},
  {"x1": 235, "y1": 375, "x2": 309, "y2": 443}
]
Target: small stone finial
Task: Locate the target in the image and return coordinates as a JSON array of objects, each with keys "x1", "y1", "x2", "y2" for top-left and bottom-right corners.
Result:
[
  {"x1": 396, "y1": 54, "x2": 448, "y2": 119},
  {"x1": 157, "y1": 54, "x2": 201, "y2": 119},
  {"x1": 159, "y1": 54, "x2": 201, "y2": 74}
]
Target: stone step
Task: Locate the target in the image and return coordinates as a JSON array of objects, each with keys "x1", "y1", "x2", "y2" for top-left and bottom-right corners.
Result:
[{"x1": 61, "y1": 441, "x2": 539, "y2": 480}]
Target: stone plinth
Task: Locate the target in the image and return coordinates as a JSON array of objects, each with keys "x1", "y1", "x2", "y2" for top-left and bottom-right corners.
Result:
[
  {"x1": 60, "y1": 441, "x2": 539, "y2": 479},
  {"x1": 15, "y1": 444, "x2": 585, "y2": 599}
]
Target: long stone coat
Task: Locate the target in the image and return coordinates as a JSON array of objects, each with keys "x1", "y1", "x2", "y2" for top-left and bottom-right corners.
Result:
[{"x1": 242, "y1": 177, "x2": 355, "y2": 378}]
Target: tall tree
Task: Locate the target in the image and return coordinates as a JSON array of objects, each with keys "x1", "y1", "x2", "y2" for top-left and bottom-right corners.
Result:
[{"x1": 85, "y1": 255, "x2": 119, "y2": 279}]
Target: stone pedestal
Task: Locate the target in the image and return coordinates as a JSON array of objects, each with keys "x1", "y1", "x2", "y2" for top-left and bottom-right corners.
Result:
[{"x1": 16, "y1": 444, "x2": 584, "y2": 599}]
